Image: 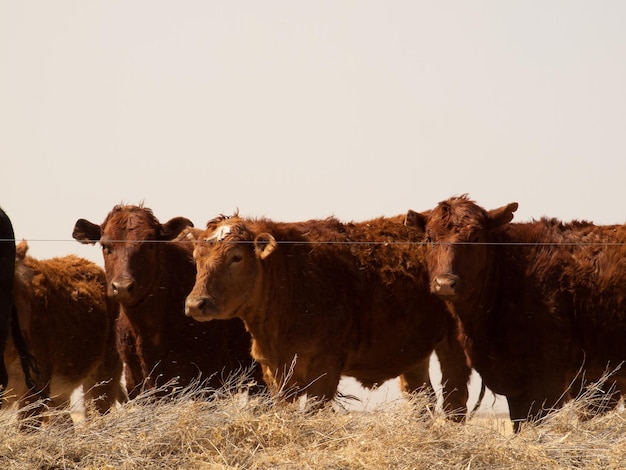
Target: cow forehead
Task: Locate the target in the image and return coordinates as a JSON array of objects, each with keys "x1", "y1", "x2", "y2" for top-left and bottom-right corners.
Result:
[
  {"x1": 103, "y1": 211, "x2": 160, "y2": 240},
  {"x1": 430, "y1": 206, "x2": 485, "y2": 230},
  {"x1": 205, "y1": 224, "x2": 233, "y2": 242}
]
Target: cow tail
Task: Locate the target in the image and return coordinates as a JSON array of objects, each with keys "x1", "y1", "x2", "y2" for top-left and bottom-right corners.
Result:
[
  {"x1": 0, "y1": 299, "x2": 9, "y2": 393},
  {"x1": 10, "y1": 303, "x2": 46, "y2": 399},
  {"x1": 468, "y1": 378, "x2": 486, "y2": 420}
]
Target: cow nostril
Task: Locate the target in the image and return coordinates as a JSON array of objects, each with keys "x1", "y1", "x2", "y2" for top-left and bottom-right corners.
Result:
[
  {"x1": 111, "y1": 279, "x2": 134, "y2": 299},
  {"x1": 434, "y1": 274, "x2": 460, "y2": 296},
  {"x1": 185, "y1": 297, "x2": 205, "y2": 316},
  {"x1": 111, "y1": 283, "x2": 121, "y2": 296}
]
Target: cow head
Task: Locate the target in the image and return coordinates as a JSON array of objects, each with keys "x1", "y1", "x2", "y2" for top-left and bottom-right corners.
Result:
[
  {"x1": 72, "y1": 205, "x2": 193, "y2": 305},
  {"x1": 408, "y1": 195, "x2": 517, "y2": 300},
  {"x1": 184, "y1": 215, "x2": 276, "y2": 322}
]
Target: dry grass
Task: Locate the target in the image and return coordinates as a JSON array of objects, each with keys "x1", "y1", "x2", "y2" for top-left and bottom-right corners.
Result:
[{"x1": 1, "y1": 374, "x2": 626, "y2": 469}]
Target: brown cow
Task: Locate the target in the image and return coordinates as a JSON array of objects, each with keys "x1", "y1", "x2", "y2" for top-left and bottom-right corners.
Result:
[
  {"x1": 4, "y1": 241, "x2": 125, "y2": 426},
  {"x1": 1, "y1": 207, "x2": 48, "y2": 411},
  {"x1": 408, "y1": 194, "x2": 626, "y2": 430},
  {"x1": 0, "y1": 206, "x2": 15, "y2": 395},
  {"x1": 184, "y1": 213, "x2": 474, "y2": 420},
  {"x1": 72, "y1": 205, "x2": 264, "y2": 398}
]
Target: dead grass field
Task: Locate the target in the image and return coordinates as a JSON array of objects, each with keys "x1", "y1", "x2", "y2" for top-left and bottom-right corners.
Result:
[{"x1": 1, "y1": 374, "x2": 625, "y2": 469}]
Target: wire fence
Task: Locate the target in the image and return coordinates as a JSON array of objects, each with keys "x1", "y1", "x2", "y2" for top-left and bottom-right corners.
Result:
[{"x1": 4, "y1": 238, "x2": 626, "y2": 247}]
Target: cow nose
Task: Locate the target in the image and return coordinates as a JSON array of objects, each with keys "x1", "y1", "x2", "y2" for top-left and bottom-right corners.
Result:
[
  {"x1": 433, "y1": 274, "x2": 460, "y2": 296},
  {"x1": 185, "y1": 296, "x2": 218, "y2": 320},
  {"x1": 185, "y1": 297, "x2": 207, "y2": 317},
  {"x1": 110, "y1": 279, "x2": 135, "y2": 299}
]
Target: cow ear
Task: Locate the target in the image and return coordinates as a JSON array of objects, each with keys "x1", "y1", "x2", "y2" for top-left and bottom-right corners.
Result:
[
  {"x1": 254, "y1": 233, "x2": 277, "y2": 260},
  {"x1": 15, "y1": 240, "x2": 28, "y2": 261},
  {"x1": 72, "y1": 219, "x2": 102, "y2": 244},
  {"x1": 175, "y1": 226, "x2": 204, "y2": 242},
  {"x1": 404, "y1": 209, "x2": 428, "y2": 231},
  {"x1": 161, "y1": 217, "x2": 194, "y2": 240},
  {"x1": 487, "y1": 202, "x2": 518, "y2": 231}
]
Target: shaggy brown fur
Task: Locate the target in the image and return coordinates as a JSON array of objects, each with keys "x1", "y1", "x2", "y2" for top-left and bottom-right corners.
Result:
[
  {"x1": 408, "y1": 194, "x2": 626, "y2": 431},
  {"x1": 72, "y1": 205, "x2": 264, "y2": 398},
  {"x1": 185, "y1": 213, "x2": 473, "y2": 420},
  {"x1": 4, "y1": 242, "x2": 125, "y2": 426}
]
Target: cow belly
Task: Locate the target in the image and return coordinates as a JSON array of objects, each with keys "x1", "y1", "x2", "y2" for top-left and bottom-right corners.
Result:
[
  {"x1": 343, "y1": 347, "x2": 433, "y2": 388},
  {"x1": 344, "y1": 323, "x2": 444, "y2": 387}
]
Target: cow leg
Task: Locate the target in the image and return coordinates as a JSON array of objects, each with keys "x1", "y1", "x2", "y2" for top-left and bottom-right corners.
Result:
[
  {"x1": 264, "y1": 355, "x2": 341, "y2": 405},
  {"x1": 301, "y1": 367, "x2": 341, "y2": 406},
  {"x1": 505, "y1": 392, "x2": 553, "y2": 433},
  {"x1": 3, "y1": 337, "x2": 26, "y2": 410},
  {"x1": 398, "y1": 356, "x2": 436, "y2": 414},
  {"x1": 506, "y1": 380, "x2": 568, "y2": 432},
  {"x1": 116, "y1": 317, "x2": 144, "y2": 399},
  {"x1": 17, "y1": 393, "x2": 49, "y2": 430},
  {"x1": 44, "y1": 383, "x2": 76, "y2": 428},
  {"x1": 299, "y1": 353, "x2": 345, "y2": 405},
  {"x1": 244, "y1": 361, "x2": 266, "y2": 397},
  {"x1": 259, "y1": 362, "x2": 309, "y2": 401},
  {"x1": 435, "y1": 334, "x2": 472, "y2": 422},
  {"x1": 83, "y1": 377, "x2": 122, "y2": 416},
  {"x1": 571, "y1": 373, "x2": 623, "y2": 419},
  {"x1": 83, "y1": 350, "x2": 126, "y2": 416},
  {"x1": 505, "y1": 394, "x2": 533, "y2": 433},
  {"x1": 583, "y1": 381, "x2": 621, "y2": 418},
  {"x1": 16, "y1": 379, "x2": 54, "y2": 431},
  {"x1": 0, "y1": 294, "x2": 10, "y2": 392},
  {"x1": 3, "y1": 337, "x2": 49, "y2": 430}
]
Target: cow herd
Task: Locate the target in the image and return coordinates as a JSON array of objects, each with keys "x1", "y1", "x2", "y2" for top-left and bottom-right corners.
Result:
[{"x1": 1, "y1": 195, "x2": 626, "y2": 432}]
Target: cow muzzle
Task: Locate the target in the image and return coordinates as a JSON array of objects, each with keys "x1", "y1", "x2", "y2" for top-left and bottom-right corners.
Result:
[
  {"x1": 432, "y1": 274, "x2": 460, "y2": 297},
  {"x1": 185, "y1": 296, "x2": 218, "y2": 321},
  {"x1": 110, "y1": 278, "x2": 135, "y2": 302}
]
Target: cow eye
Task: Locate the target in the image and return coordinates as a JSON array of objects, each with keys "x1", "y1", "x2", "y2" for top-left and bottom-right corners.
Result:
[
  {"x1": 229, "y1": 249, "x2": 243, "y2": 264},
  {"x1": 101, "y1": 244, "x2": 112, "y2": 255}
]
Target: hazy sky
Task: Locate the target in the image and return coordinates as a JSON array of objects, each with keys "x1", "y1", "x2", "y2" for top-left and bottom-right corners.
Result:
[{"x1": 3, "y1": 0, "x2": 626, "y2": 263}]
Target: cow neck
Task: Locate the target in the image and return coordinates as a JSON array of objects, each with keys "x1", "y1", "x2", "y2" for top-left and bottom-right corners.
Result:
[
  {"x1": 120, "y1": 244, "x2": 171, "y2": 314},
  {"x1": 241, "y1": 282, "x2": 279, "y2": 338},
  {"x1": 448, "y1": 244, "x2": 504, "y2": 364},
  {"x1": 239, "y1": 256, "x2": 287, "y2": 368},
  {"x1": 241, "y1": 305, "x2": 281, "y2": 374}
]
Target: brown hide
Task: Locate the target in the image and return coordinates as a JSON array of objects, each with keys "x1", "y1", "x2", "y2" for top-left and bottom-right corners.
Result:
[
  {"x1": 0, "y1": 207, "x2": 15, "y2": 394},
  {"x1": 4, "y1": 242, "x2": 124, "y2": 425},
  {"x1": 72, "y1": 205, "x2": 263, "y2": 398},
  {"x1": 418, "y1": 194, "x2": 626, "y2": 430},
  {"x1": 185, "y1": 213, "x2": 472, "y2": 419}
]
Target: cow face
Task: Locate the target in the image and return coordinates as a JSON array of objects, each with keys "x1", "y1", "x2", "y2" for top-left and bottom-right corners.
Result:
[
  {"x1": 417, "y1": 195, "x2": 517, "y2": 300},
  {"x1": 73, "y1": 205, "x2": 193, "y2": 305},
  {"x1": 185, "y1": 217, "x2": 276, "y2": 322}
]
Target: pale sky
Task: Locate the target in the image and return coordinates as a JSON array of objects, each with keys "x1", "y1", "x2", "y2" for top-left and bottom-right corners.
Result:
[
  {"x1": 3, "y1": 1, "x2": 626, "y2": 262},
  {"x1": 2, "y1": 1, "x2": 625, "y2": 413}
]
